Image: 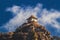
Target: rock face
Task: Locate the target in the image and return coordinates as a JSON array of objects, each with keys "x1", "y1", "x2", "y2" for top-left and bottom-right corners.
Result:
[
  {"x1": 0, "y1": 15, "x2": 53, "y2": 40},
  {"x1": 53, "y1": 36, "x2": 60, "y2": 40}
]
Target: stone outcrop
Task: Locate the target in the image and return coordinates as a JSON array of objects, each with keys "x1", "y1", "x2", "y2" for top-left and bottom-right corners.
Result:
[{"x1": 0, "y1": 15, "x2": 53, "y2": 40}]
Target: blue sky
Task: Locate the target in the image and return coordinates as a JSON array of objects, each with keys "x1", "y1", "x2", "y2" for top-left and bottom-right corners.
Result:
[{"x1": 0, "y1": 0, "x2": 60, "y2": 37}]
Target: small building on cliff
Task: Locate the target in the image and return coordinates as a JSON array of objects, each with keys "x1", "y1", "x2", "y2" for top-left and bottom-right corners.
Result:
[{"x1": 0, "y1": 15, "x2": 53, "y2": 40}]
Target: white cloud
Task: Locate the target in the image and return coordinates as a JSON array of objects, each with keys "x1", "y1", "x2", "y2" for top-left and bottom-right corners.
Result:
[
  {"x1": 39, "y1": 9, "x2": 60, "y2": 29},
  {"x1": 2, "y1": 3, "x2": 60, "y2": 32},
  {"x1": 6, "y1": 5, "x2": 21, "y2": 14},
  {"x1": 2, "y1": 4, "x2": 42, "y2": 32}
]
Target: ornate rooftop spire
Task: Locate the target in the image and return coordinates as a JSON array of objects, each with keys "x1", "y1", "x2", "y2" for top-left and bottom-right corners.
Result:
[
  {"x1": 27, "y1": 15, "x2": 38, "y2": 23},
  {"x1": 27, "y1": 15, "x2": 37, "y2": 20}
]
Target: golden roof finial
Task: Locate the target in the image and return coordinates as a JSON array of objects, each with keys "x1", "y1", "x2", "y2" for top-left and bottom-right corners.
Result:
[{"x1": 27, "y1": 15, "x2": 37, "y2": 20}]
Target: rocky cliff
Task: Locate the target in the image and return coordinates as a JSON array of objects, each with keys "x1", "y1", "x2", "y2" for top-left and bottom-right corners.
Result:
[{"x1": 0, "y1": 15, "x2": 57, "y2": 40}]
